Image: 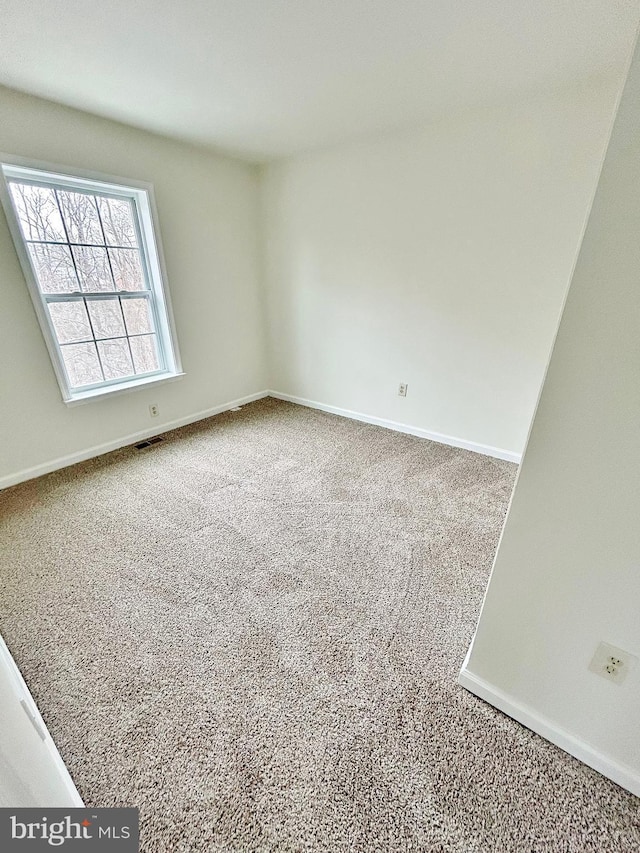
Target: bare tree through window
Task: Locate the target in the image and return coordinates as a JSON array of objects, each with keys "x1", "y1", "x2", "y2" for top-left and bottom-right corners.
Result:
[{"x1": 8, "y1": 181, "x2": 162, "y2": 389}]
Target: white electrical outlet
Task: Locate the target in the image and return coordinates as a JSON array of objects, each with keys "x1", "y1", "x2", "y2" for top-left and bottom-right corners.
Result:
[
  {"x1": 398, "y1": 383, "x2": 408, "y2": 397},
  {"x1": 588, "y1": 641, "x2": 636, "y2": 685},
  {"x1": 149, "y1": 404, "x2": 159, "y2": 418}
]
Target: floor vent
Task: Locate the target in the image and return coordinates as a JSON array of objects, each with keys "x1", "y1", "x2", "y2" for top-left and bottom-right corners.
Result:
[{"x1": 134, "y1": 436, "x2": 164, "y2": 450}]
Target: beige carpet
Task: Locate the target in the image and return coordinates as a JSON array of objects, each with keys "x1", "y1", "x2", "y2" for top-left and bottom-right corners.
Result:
[{"x1": 0, "y1": 398, "x2": 638, "y2": 852}]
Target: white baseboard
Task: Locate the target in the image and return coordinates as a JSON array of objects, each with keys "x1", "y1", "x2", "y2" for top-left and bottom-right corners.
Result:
[
  {"x1": 0, "y1": 391, "x2": 269, "y2": 490},
  {"x1": 268, "y1": 391, "x2": 522, "y2": 463},
  {"x1": 458, "y1": 665, "x2": 640, "y2": 797},
  {"x1": 1, "y1": 389, "x2": 520, "y2": 490}
]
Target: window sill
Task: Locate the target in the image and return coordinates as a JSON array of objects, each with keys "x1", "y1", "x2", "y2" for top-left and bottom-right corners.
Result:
[{"x1": 64, "y1": 371, "x2": 185, "y2": 406}]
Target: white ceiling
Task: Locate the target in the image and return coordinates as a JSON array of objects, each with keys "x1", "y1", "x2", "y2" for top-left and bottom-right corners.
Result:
[{"x1": 0, "y1": 1, "x2": 638, "y2": 162}]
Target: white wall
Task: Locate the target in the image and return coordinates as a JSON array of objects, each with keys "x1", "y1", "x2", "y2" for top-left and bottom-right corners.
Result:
[
  {"x1": 260, "y1": 77, "x2": 621, "y2": 458},
  {"x1": 0, "y1": 75, "x2": 626, "y2": 485},
  {"x1": 0, "y1": 86, "x2": 266, "y2": 486},
  {"x1": 461, "y1": 38, "x2": 640, "y2": 794}
]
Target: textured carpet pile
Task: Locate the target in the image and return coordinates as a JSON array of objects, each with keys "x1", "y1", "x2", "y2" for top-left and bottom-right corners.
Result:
[{"x1": 0, "y1": 398, "x2": 638, "y2": 852}]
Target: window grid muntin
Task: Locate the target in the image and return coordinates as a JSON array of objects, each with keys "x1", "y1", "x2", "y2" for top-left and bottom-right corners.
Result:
[
  {"x1": 45, "y1": 293, "x2": 160, "y2": 388},
  {"x1": 44, "y1": 291, "x2": 152, "y2": 301},
  {"x1": 58, "y1": 333, "x2": 159, "y2": 347},
  {"x1": 25, "y1": 240, "x2": 144, "y2": 251},
  {"x1": 0, "y1": 159, "x2": 181, "y2": 403},
  {"x1": 8, "y1": 176, "x2": 168, "y2": 391}
]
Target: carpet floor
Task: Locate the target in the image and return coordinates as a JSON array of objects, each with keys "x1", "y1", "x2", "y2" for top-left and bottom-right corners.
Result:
[{"x1": 0, "y1": 398, "x2": 638, "y2": 852}]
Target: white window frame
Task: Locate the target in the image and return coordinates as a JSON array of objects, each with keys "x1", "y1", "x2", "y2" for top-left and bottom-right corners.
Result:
[{"x1": 0, "y1": 155, "x2": 183, "y2": 404}]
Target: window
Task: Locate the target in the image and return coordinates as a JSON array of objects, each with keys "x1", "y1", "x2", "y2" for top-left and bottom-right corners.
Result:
[{"x1": 0, "y1": 159, "x2": 182, "y2": 402}]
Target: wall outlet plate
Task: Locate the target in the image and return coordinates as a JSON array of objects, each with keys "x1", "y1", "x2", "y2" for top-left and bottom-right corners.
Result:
[{"x1": 588, "y1": 641, "x2": 636, "y2": 685}]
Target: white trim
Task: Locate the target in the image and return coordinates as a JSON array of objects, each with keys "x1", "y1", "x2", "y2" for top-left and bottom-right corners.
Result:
[
  {"x1": 458, "y1": 665, "x2": 640, "y2": 797},
  {"x1": 0, "y1": 153, "x2": 182, "y2": 404},
  {"x1": 1, "y1": 389, "x2": 520, "y2": 490},
  {"x1": 65, "y1": 370, "x2": 185, "y2": 405},
  {"x1": 0, "y1": 634, "x2": 84, "y2": 806},
  {"x1": 0, "y1": 391, "x2": 269, "y2": 490},
  {"x1": 268, "y1": 391, "x2": 521, "y2": 463}
]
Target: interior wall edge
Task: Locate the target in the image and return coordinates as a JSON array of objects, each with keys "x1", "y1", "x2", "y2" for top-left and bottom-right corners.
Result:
[
  {"x1": 458, "y1": 666, "x2": 640, "y2": 797},
  {"x1": 0, "y1": 635, "x2": 83, "y2": 807}
]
